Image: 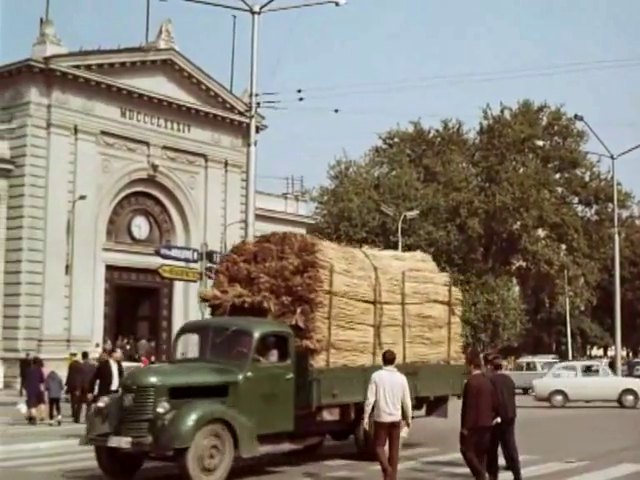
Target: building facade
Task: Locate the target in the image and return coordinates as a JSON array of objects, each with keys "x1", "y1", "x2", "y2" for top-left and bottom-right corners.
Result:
[{"x1": 0, "y1": 19, "x2": 313, "y2": 385}]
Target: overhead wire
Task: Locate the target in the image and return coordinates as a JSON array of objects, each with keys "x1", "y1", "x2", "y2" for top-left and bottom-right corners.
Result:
[
  {"x1": 274, "y1": 55, "x2": 640, "y2": 94},
  {"x1": 268, "y1": 56, "x2": 640, "y2": 103}
]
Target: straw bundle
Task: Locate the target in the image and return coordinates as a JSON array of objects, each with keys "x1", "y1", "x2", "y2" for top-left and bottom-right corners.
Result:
[{"x1": 202, "y1": 232, "x2": 464, "y2": 367}]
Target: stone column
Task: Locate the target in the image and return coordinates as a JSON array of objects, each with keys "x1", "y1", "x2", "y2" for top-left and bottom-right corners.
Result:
[{"x1": 0, "y1": 149, "x2": 15, "y2": 387}]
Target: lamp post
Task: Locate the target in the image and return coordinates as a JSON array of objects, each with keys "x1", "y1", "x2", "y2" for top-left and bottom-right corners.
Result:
[
  {"x1": 560, "y1": 245, "x2": 573, "y2": 360},
  {"x1": 183, "y1": 0, "x2": 347, "y2": 242},
  {"x1": 67, "y1": 194, "x2": 87, "y2": 349},
  {"x1": 574, "y1": 113, "x2": 640, "y2": 375},
  {"x1": 380, "y1": 205, "x2": 420, "y2": 252}
]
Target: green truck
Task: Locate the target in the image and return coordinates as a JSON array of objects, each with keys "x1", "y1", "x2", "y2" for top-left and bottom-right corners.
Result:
[{"x1": 83, "y1": 316, "x2": 465, "y2": 480}]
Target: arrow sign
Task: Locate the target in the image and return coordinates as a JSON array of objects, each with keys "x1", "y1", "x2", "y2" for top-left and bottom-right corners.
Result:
[
  {"x1": 157, "y1": 265, "x2": 201, "y2": 283},
  {"x1": 155, "y1": 245, "x2": 200, "y2": 263}
]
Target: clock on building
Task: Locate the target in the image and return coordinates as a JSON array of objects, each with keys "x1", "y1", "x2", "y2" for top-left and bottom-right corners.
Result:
[{"x1": 129, "y1": 214, "x2": 151, "y2": 241}]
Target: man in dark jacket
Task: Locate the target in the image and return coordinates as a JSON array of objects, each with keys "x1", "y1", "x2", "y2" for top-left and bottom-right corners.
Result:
[
  {"x1": 65, "y1": 352, "x2": 84, "y2": 423},
  {"x1": 19, "y1": 353, "x2": 31, "y2": 397},
  {"x1": 460, "y1": 349, "x2": 498, "y2": 480},
  {"x1": 80, "y1": 351, "x2": 97, "y2": 421},
  {"x1": 486, "y1": 355, "x2": 522, "y2": 480},
  {"x1": 89, "y1": 348, "x2": 124, "y2": 399}
]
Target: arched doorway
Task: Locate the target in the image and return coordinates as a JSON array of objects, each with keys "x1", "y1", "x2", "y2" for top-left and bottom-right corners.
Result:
[{"x1": 102, "y1": 191, "x2": 176, "y2": 362}]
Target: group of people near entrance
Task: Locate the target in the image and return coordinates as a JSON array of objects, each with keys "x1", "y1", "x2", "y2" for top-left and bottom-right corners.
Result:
[
  {"x1": 364, "y1": 348, "x2": 521, "y2": 480},
  {"x1": 19, "y1": 347, "x2": 130, "y2": 425}
]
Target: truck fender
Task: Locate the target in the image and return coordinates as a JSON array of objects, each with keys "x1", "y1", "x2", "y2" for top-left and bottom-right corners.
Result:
[{"x1": 155, "y1": 401, "x2": 259, "y2": 457}]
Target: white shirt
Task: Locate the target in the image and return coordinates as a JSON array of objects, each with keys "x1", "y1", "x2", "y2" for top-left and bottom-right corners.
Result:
[
  {"x1": 364, "y1": 366, "x2": 412, "y2": 423},
  {"x1": 109, "y1": 359, "x2": 120, "y2": 392}
]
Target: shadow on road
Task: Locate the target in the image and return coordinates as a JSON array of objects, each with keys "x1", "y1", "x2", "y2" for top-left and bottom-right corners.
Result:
[{"x1": 62, "y1": 441, "x2": 379, "y2": 479}]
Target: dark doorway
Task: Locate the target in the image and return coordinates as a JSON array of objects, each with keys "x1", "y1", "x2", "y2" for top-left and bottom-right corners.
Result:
[
  {"x1": 104, "y1": 266, "x2": 173, "y2": 361},
  {"x1": 114, "y1": 286, "x2": 160, "y2": 343}
]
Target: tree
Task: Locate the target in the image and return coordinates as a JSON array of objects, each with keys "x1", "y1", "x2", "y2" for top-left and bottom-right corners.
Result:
[
  {"x1": 311, "y1": 100, "x2": 632, "y2": 352},
  {"x1": 459, "y1": 274, "x2": 527, "y2": 352}
]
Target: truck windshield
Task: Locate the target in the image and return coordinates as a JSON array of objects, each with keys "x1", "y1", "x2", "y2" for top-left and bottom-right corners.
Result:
[{"x1": 172, "y1": 326, "x2": 254, "y2": 364}]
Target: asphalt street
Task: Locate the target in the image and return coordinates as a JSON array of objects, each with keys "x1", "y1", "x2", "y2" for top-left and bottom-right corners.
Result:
[{"x1": 0, "y1": 393, "x2": 638, "y2": 480}]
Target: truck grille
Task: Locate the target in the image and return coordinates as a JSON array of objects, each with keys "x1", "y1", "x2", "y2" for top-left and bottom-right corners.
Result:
[{"x1": 119, "y1": 386, "x2": 155, "y2": 437}]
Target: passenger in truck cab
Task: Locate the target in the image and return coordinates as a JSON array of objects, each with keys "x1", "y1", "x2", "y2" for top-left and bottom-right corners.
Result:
[{"x1": 255, "y1": 336, "x2": 279, "y2": 363}]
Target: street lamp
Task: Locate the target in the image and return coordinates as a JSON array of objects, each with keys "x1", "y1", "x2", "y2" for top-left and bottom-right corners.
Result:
[
  {"x1": 574, "y1": 113, "x2": 640, "y2": 375},
  {"x1": 183, "y1": 0, "x2": 347, "y2": 242},
  {"x1": 381, "y1": 204, "x2": 420, "y2": 252},
  {"x1": 66, "y1": 194, "x2": 87, "y2": 348}
]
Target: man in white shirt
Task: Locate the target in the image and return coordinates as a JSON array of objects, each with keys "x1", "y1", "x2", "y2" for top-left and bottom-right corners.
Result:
[{"x1": 363, "y1": 349, "x2": 412, "y2": 480}]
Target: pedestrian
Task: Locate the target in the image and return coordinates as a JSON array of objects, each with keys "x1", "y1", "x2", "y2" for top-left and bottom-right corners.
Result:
[
  {"x1": 486, "y1": 355, "x2": 522, "y2": 480},
  {"x1": 363, "y1": 349, "x2": 412, "y2": 480},
  {"x1": 89, "y1": 348, "x2": 124, "y2": 400},
  {"x1": 25, "y1": 356, "x2": 46, "y2": 425},
  {"x1": 65, "y1": 351, "x2": 84, "y2": 423},
  {"x1": 44, "y1": 369, "x2": 64, "y2": 426},
  {"x1": 460, "y1": 349, "x2": 498, "y2": 480},
  {"x1": 80, "y1": 351, "x2": 97, "y2": 422},
  {"x1": 18, "y1": 353, "x2": 31, "y2": 397}
]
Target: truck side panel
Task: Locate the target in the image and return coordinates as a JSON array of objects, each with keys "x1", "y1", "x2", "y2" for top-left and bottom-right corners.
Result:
[{"x1": 295, "y1": 362, "x2": 465, "y2": 409}]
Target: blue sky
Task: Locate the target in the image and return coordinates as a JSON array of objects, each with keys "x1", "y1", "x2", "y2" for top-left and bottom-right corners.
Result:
[{"x1": 2, "y1": 0, "x2": 640, "y2": 194}]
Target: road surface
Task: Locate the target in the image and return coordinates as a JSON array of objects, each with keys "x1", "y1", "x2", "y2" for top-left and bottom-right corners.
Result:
[{"x1": 0, "y1": 394, "x2": 638, "y2": 479}]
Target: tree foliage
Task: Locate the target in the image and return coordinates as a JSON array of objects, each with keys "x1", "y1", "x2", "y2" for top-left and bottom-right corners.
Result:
[{"x1": 311, "y1": 100, "x2": 638, "y2": 354}]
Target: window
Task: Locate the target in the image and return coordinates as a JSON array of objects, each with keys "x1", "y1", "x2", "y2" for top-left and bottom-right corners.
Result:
[
  {"x1": 600, "y1": 366, "x2": 613, "y2": 377},
  {"x1": 254, "y1": 334, "x2": 290, "y2": 364},
  {"x1": 525, "y1": 362, "x2": 537, "y2": 372},
  {"x1": 581, "y1": 364, "x2": 601, "y2": 377},
  {"x1": 174, "y1": 332, "x2": 201, "y2": 360},
  {"x1": 541, "y1": 361, "x2": 557, "y2": 372},
  {"x1": 550, "y1": 364, "x2": 578, "y2": 378}
]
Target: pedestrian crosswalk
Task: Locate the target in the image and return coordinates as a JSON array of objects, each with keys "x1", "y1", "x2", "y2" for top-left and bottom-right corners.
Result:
[{"x1": 0, "y1": 439, "x2": 639, "y2": 479}]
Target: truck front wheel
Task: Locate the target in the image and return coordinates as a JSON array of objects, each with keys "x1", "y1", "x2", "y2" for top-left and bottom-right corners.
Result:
[
  {"x1": 94, "y1": 446, "x2": 144, "y2": 479},
  {"x1": 180, "y1": 422, "x2": 235, "y2": 480}
]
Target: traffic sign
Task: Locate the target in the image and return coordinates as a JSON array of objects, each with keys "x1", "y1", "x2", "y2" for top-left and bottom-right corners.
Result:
[
  {"x1": 205, "y1": 250, "x2": 224, "y2": 264},
  {"x1": 155, "y1": 245, "x2": 200, "y2": 263},
  {"x1": 157, "y1": 265, "x2": 201, "y2": 282}
]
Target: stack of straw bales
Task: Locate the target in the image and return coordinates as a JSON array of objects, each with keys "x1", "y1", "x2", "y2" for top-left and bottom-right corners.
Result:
[{"x1": 202, "y1": 232, "x2": 464, "y2": 367}]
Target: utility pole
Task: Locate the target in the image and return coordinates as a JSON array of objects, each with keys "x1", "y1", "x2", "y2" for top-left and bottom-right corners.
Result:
[
  {"x1": 574, "y1": 113, "x2": 640, "y2": 375},
  {"x1": 229, "y1": 15, "x2": 237, "y2": 93},
  {"x1": 564, "y1": 266, "x2": 572, "y2": 360},
  {"x1": 182, "y1": 0, "x2": 347, "y2": 241}
]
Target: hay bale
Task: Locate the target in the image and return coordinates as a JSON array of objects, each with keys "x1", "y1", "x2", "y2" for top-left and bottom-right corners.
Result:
[{"x1": 203, "y1": 232, "x2": 464, "y2": 367}]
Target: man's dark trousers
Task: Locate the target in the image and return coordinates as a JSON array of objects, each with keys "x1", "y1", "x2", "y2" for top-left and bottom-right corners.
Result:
[
  {"x1": 460, "y1": 427, "x2": 492, "y2": 480},
  {"x1": 487, "y1": 418, "x2": 522, "y2": 480},
  {"x1": 373, "y1": 421, "x2": 402, "y2": 480}
]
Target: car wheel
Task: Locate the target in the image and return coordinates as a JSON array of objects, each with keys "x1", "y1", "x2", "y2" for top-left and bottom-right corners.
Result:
[
  {"x1": 548, "y1": 390, "x2": 568, "y2": 408},
  {"x1": 618, "y1": 389, "x2": 639, "y2": 409},
  {"x1": 522, "y1": 388, "x2": 531, "y2": 395}
]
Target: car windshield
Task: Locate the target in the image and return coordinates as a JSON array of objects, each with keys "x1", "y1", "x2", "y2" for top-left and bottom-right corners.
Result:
[{"x1": 172, "y1": 326, "x2": 254, "y2": 364}]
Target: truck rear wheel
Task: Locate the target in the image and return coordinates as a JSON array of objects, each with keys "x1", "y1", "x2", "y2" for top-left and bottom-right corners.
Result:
[
  {"x1": 94, "y1": 446, "x2": 144, "y2": 479},
  {"x1": 180, "y1": 422, "x2": 235, "y2": 480}
]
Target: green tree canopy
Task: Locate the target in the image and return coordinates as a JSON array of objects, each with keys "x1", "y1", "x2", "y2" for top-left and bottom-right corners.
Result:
[{"x1": 311, "y1": 99, "x2": 636, "y2": 353}]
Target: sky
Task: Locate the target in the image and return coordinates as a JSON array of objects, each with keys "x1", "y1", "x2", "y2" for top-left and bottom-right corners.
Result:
[{"x1": 1, "y1": 0, "x2": 640, "y2": 194}]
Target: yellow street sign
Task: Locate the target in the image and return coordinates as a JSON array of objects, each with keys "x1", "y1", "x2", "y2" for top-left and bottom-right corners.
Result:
[{"x1": 157, "y1": 264, "x2": 201, "y2": 282}]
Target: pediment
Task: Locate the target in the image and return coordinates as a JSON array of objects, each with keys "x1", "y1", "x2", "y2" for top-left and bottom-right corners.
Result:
[{"x1": 47, "y1": 48, "x2": 248, "y2": 117}]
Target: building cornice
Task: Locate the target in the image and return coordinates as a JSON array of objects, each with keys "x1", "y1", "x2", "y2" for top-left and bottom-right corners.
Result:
[
  {"x1": 256, "y1": 207, "x2": 315, "y2": 224},
  {"x1": 0, "y1": 53, "x2": 268, "y2": 132}
]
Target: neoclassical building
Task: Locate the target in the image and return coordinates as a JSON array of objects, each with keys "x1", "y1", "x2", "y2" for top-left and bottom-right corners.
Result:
[{"x1": 0, "y1": 18, "x2": 313, "y2": 384}]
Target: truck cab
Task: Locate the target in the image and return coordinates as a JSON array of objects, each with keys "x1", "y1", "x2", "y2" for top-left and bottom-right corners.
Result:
[{"x1": 85, "y1": 316, "x2": 297, "y2": 480}]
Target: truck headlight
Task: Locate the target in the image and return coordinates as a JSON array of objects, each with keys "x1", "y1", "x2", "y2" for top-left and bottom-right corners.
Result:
[
  {"x1": 96, "y1": 396, "x2": 110, "y2": 409},
  {"x1": 155, "y1": 400, "x2": 171, "y2": 415}
]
